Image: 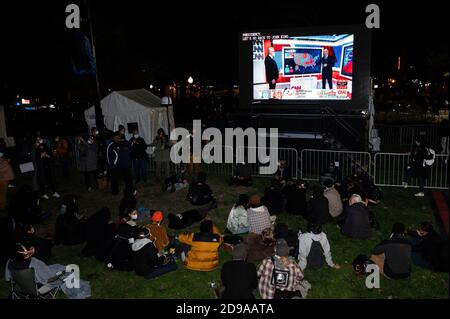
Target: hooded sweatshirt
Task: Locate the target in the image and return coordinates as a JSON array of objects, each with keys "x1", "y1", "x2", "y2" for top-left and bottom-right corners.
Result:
[{"x1": 132, "y1": 238, "x2": 163, "y2": 276}]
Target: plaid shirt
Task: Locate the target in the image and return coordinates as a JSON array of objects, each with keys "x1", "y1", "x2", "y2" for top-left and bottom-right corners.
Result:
[
  {"x1": 247, "y1": 206, "x2": 272, "y2": 235},
  {"x1": 257, "y1": 257, "x2": 304, "y2": 299}
]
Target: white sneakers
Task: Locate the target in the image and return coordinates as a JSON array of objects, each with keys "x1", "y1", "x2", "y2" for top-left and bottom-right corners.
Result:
[
  {"x1": 42, "y1": 194, "x2": 50, "y2": 200},
  {"x1": 402, "y1": 182, "x2": 408, "y2": 189},
  {"x1": 414, "y1": 192, "x2": 425, "y2": 197}
]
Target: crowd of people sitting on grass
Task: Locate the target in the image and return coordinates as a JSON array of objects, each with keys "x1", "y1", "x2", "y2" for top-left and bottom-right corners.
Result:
[{"x1": 0, "y1": 129, "x2": 449, "y2": 299}]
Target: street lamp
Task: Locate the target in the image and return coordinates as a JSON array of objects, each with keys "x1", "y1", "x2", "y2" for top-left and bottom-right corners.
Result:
[
  {"x1": 187, "y1": 76, "x2": 194, "y2": 85},
  {"x1": 149, "y1": 84, "x2": 154, "y2": 89}
]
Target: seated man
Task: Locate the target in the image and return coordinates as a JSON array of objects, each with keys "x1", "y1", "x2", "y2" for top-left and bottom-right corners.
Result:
[
  {"x1": 282, "y1": 180, "x2": 307, "y2": 215},
  {"x1": 132, "y1": 227, "x2": 177, "y2": 279},
  {"x1": 229, "y1": 162, "x2": 253, "y2": 187},
  {"x1": 262, "y1": 179, "x2": 284, "y2": 215},
  {"x1": 371, "y1": 223, "x2": 412, "y2": 279},
  {"x1": 162, "y1": 163, "x2": 195, "y2": 193},
  {"x1": 407, "y1": 222, "x2": 449, "y2": 272},
  {"x1": 168, "y1": 200, "x2": 218, "y2": 230},
  {"x1": 297, "y1": 220, "x2": 340, "y2": 271},
  {"x1": 187, "y1": 172, "x2": 214, "y2": 206},
  {"x1": 305, "y1": 186, "x2": 333, "y2": 225},
  {"x1": 178, "y1": 220, "x2": 223, "y2": 271},
  {"x1": 274, "y1": 160, "x2": 291, "y2": 185},
  {"x1": 340, "y1": 194, "x2": 372, "y2": 240},
  {"x1": 322, "y1": 179, "x2": 343, "y2": 219},
  {"x1": 220, "y1": 243, "x2": 258, "y2": 299}
]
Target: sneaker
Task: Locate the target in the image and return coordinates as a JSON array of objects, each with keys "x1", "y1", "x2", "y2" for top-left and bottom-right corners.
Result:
[
  {"x1": 8, "y1": 184, "x2": 15, "y2": 188},
  {"x1": 52, "y1": 192, "x2": 61, "y2": 199},
  {"x1": 414, "y1": 192, "x2": 425, "y2": 197},
  {"x1": 42, "y1": 194, "x2": 50, "y2": 200},
  {"x1": 402, "y1": 182, "x2": 408, "y2": 189},
  {"x1": 87, "y1": 187, "x2": 94, "y2": 193}
]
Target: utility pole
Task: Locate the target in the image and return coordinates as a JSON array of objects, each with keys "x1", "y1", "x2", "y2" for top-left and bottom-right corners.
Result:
[{"x1": 84, "y1": 0, "x2": 104, "y2": 133}]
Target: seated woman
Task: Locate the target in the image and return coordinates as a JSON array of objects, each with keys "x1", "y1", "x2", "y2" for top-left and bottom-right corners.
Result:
[
  {"x1": 82, "y1": 207, "x2": 116, "y2": 262},
  {"x1": 132, "y1": 227, "x2": 177, "y2": 279},
  {"x1": 168, "y1": 200, "x2": 218, "y2": 230},
  {"x1": 305, "y1": 186, "x2": 333, "y2": 225},
  {"x1": 371, "y1": 223, "x2": 412, "y2": 279},
  {"x1": 5, "y1": 238, "x2": 91, "y2": 299},
  {"x1": 178, "y1": 220, "x2": 223, "y2": 271},
  {"x1": 54, "y1": 195, "x2": 86, "y2": 246},
  {"x1": 297, "y1": 220, "x2": 340, "y2": 271},
  {"x1": 407, "y1": 222, "x2": 449, "y2": 273},
  {"x1": 108, "y1": 206, "x2": 139, "y2": 271},
  {"x1": 119, "y1": 189, "x2": 151, "y2": 224},
  {"x1": 187, "y1": 172, "x2": 214, "y2": 206},
  {"x1": 226, "y1": 194, "x2": 250, "y2": 235}
]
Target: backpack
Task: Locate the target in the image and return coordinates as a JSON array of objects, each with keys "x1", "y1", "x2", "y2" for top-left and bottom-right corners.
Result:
[
  {"x1": 424, "y1": 148, "x2": 436, "y2": 166},
  {"x1": 306, "y1": 240, "x2": 326, "y2": 269}
]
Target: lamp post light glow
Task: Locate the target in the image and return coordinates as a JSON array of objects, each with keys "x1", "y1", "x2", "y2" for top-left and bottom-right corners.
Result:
[{"x1": 187, "y1": 76, "x2": 194, "y2": 85}]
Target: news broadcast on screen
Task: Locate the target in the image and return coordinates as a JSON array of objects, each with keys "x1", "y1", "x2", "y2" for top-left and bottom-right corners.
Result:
[{"x1": 247, "y1": 33, "x2": 354, "y2": 101}]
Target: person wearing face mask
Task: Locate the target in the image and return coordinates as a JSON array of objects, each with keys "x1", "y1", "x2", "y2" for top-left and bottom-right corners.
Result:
[
  {"x1": 129, "y1": 130, "x2": 148, "y2": 184},
  {"x1": 34, "y1": 137, "x2": 60, "y2": 200},
  {"x1": 107, "y1": 206, "x2": 139, "y2": 271},
  {"x1": 75, "y1": 135, "x2": 98, "y2": 193}
]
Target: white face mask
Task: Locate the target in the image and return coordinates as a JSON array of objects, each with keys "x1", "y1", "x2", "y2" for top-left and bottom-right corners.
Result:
[
  {"x1": 134, "y1": 134, "x2": 139, "y2": 139},
  {"x1": 131, "y1": 214, "x2": 138, "y2": 220}
]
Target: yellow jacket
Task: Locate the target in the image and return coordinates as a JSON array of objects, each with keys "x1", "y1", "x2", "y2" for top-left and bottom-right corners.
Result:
[{"x1": 178, "y1": 225, "x2": 223, "y2": 271}]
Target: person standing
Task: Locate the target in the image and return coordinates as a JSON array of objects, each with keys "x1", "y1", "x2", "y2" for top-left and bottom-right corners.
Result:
[
  {"x1": 107, "y1": 132, "x2": 134, "y2": 196},
  {"x1": 150, "y1": 128, "x2": 171, "y2": 181},
  {"x1": 129, "y1": 129, "x2": 148, "y2": 184},
  {"x1": 317, "y1": 48, "x2": 335, "y2": 89},
  {"x1": 34, "y1": 137, "x2": 60, "y2": 200},
  {"x1": 54, "y1": 135, "x2": 70, "y2": 177},
  {"x1": 265, "y1": 47, "x2": 279, "y2": 90},
  {"x1": 403, "y1": 138, "x2": 434, "y2": 197},
  {"x1": 75, "y1": 135, "x2": 98, "y2": 193}
]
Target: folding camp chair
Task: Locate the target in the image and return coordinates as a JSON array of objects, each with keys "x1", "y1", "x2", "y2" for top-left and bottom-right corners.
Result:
[{"x1": 9, "y1": 268, "x2": 61, "y2": 299}]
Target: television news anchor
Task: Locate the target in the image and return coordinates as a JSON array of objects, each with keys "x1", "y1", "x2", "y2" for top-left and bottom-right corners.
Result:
[
  {"x1": 265, "y1": 47, "x2": 279, "y2": 90},
  {"x1": 317, "y1": 48, "x2": 335, "y2": 89}
]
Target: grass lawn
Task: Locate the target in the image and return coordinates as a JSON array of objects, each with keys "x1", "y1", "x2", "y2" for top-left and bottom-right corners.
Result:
[{"x1": 1, "y1": 172, "x2": 448, "y2": 299}]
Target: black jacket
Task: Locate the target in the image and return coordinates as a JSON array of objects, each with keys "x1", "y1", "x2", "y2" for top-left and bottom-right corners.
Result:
[
  {"x1": 283, "y1": 185, "x2": 307, "y2": 215},
  {"x1": 221, "y1": 260, "x2": 258, "y2": 299},
  {"x1": 306, "y1": 195, "x2": 333, "y2": 225},
  {"x1": 82, "y1": 208, "x2": 115, "y2": 262},
  {"x1": 410, "y1": 231, "x2": 449, "y2": 272},
  {"x1": 133, "y1": 240, "x2": 164, "y2": 277},
  {"x1": 107, "y1": 141, "x2": 131, "y2": 169},
  {"x1": 168, "y1": 209, "x2": 205, "y2": 229},
  {"x1": 129, "y1": 137, "x2": 148, "y2": 159},
  {"x1": 54, "y1": 213, "x2": 86, "y2": 246},
  {"x1": 262, "y1": 186, "x2": 284, "y2": 214},
  {"x1": 341, "y1": 203, "x2": 372, "y2": 239},
  {"x1": 110, "y1": 222, "x2": 137, "y2": 271},
  {"x1": 317, "y1": 55, "x2": 335, "y2": 76},
  {"x1": 373, "y1": 236, "x2": 412, "y2": 279},
  {"x1": 187, "y1": 182, "x2": 213, "y2": 206},
  {"x1": 264, "y1": 56, "x2": 279, "y2": 82}
]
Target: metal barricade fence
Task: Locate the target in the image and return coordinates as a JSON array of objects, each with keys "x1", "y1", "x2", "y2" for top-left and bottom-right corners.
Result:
[
  {"x1": 235, "y1": 147, "x2": 298, "y2": 179},
  {"x1": 300, "y1": 149, "x2": 372, "y2": 181},
  {"x1": 374, "y1": 152, "x2": 449, "y2": 189}
]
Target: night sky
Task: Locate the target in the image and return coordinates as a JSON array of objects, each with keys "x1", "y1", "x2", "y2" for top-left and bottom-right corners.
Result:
[{"x1": 1, "y1": 0, "x2": 448, "y2": 103}]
